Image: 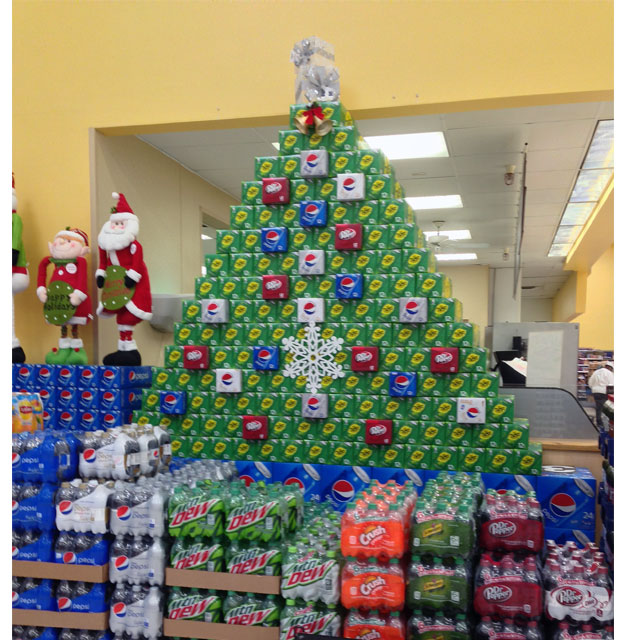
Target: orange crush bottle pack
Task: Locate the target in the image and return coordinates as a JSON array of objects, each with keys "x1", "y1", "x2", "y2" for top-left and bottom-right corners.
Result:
[
  {"x1": 343, "y1": 609, "x2": 405, "y2": 640},
  {"x1": 341, "y1": 557, "x2": 405, "y2": 611}
]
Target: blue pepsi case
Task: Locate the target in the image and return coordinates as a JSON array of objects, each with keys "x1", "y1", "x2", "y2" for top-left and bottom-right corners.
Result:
[
  {"x1": 15, "y1": 578, "x2": 56, "y2": 610},
  {"x1": 36, "y1": 388, "x2": 58, "y2": 411},
  {"x1": 32, "y1": 365, "x2": 56, "y2": 388},
  {"x1": 235, "y1": 461, "x2": 274, "y2": 486},
  {"x1": 56, "y1": 388, "x2": 78, "y2": 410},
  {"x1": 320, "y1": 464, "x2": 371, "y2": 511},
  {"x1": 252, "y1": 346, "x2": 280, "y2": 371},
  {"x1": 99, "y1": 411, "x2": 125, "y2": 429},
  {"x1": 389, "y1": 372, "x2": 417, "y2": 397},
  {"x1": 481, "y1": 472, "x2": 537, "y2": 495},
  {"x1": 273, "y1": 462, "x2": 324, "y2": 503},
  {"x1": 98, "y1": 365, "x2": 152, "y2": 389},
  {"x1": 261, "y1": 227, "x2": 288, "y2": 252},
  {"x1": 544, "y1": 526, "x2": 595, "y2": 546},
  {"x1": 13, "y1": 483, "x2": 57, "y2": 530},
  {"x1": 77, "y1": 388, "x2": 100, "y2": 410},
  {"x1": 299, "y1": 200, "x2": 328, "y2": 227},
  {"x1": 159, "y1": 390, "x2": 187, "y2": 414},
  {"x1": 55, "y1": 365, "x2": 78, "y2": 388},
  {"x1": 14, "y1": 430, "x2": 78, "y2": 483},
  {"x1": 76, "y1": 365, "x2": 100, "y2": 388},
  {"x1": 335, "y1": 274, "x2": 363, "y2": 299},
  {"x1": 14, "y1": 529, "x2": 55, "y2": 562},
  {"x1": 56, "y1": 409, "x2": 80, "y2": 430},
  {"x1": 42, "y1": 409, "x2": 55, "y2": 429},
  {"x1": 99, "y1": 389, "x2": 142, "y2": 412},
  {"x1": 58, "y1": 581, "x2": 108, "y2": 613},
  {"x1": 13, "y1": 363, "x2": 34, "y2": 387},
  {"x1": 78, "y1": 409, "x2": 100, "y2": 431},
  {"x1": 537, "y1": 466, "x2": 596, "y2": 529}
]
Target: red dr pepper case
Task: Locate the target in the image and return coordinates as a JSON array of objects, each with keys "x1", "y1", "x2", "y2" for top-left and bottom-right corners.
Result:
[
  {"x1": 335, "y1": 223, "x2": 363, "y2": 250},
  {"x1": 262, "y1": 275, "x2": 289, "y2": 300},
  {"x1": 262, "y1": 178, "x2": 290, "y2": 204},
  {"x1": 351, "y1": 347, "x2": 379, "y2": 372},
  {"x1": 242, "y1": 415, "x2": 268, "y2": 440},
  {"x1": 366, "y1": 419, "x2": 393, "y2": 445},
  {"x1": 183, "y1": 346, "x2": 209, "y2": 370},
  {"x1": 430, "y1": 347, "x2": 459, "y2": 373}
]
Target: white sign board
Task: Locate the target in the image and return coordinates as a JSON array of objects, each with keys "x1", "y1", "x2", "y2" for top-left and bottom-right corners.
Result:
[{"x1": 526, "y1": 330, "x2": 564, "y2": 388}]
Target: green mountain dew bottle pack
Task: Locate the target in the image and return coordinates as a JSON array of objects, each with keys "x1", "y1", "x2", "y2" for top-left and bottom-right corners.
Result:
[{"x1": 133, "y1": 42, "x2": 542, "y2": 485}]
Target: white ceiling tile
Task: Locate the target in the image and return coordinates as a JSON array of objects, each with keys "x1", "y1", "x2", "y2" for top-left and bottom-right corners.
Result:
[
  {"x1": 458, "y1": 174, "x2": 522, "y2": 194},
  {"x1": 401, "y1": 177, "x2": 460, "y2": 197},
  {"x1": 526, "y1": 120, "x2": 595, "y2": 151},
  {"x1": 526, "y1": 147, "x2": 586, "y2": 172},
  {"x1": 446, "y1": 126, "x2": 527, "y2": 156},
  {"x1": 524, "y1": 215, "x2": 559, "y2": 230},
  {"x1": 526, "y1": 203, "x2": 565, "y2": 218},
  {"x1": 596, "y1": 102, "x2": 614, "y2": 120},
  {"x1": 453, "y1": 152, "x2": 522, "y2": 176},
  {"x1": 525, "y1": 188, "x2": 569, "y2": 204},
  {"x1": 526, "y1": 170, "x2": 576, "y2": 190},
  {"x1": 139, "y1": 128, "x2": 265, "y2": 147},
  {"x1": 393, "y1": 157, "x2": 455, "y2": 180}
]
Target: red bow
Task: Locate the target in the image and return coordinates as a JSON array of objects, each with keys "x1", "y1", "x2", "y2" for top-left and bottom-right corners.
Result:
[{"x1": 302, "y1": 105, "x2": 324, "y2": 125}]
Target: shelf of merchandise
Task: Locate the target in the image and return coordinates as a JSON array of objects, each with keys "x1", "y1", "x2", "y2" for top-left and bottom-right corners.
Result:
[{"x1": 577, "y1": 349, "x2": 614, "y2": 400}]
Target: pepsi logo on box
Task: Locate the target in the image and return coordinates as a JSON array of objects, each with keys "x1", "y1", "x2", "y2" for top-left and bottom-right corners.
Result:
[
  {"x1": 200, "y1": 299, "x2": 229, "y2": 323},
  {"x1": 298, "y1": 249, "x2": 325, "y2": 276},
  {"x1": 99, "y1": 410, "x2": 126, "y2": 429},
  {"x1": 158, "y1": 390, "x2": 187, "y2": 415},
  {"x1": 260, "y1": 227, "x2": 288, "y2": 253},
  {"x1": 300, "y1": 149, "x2": 329, "y2": 178},
  {"x1": 261, "y1": 177, "x2": 290, "y2": 204},
  {"x1": 337, "y1": 173, "x2": 365, "y2": 201},
  {"x1": 57, "y1": 388, "x2": 78, "y2": 409},
  {"x1": 252, "y1": 346, "x2": 279, "y2": 371},
  {"x1": 366, "y1": 419, "x2": 393, "y2": 445},
  {"x1": 98, "y1": 366, "x2": 152, "y2": 389},
  {"x1": 242, "y1": 415, "x2": 268, "y2": 440},
  {"x1": 76, "y1": 366, "x2": 100, "y2": 388},
  {"x1": 399, "y1": 297, "x2": 428, "y2": 323},
  {"x1": 235, "y1": 461, "x2": 273, "y2": 487},
  {"x1": 297, "y1": 297, "x2": 325, "y2": 323},
  {"x1": 351, "y1": 346, "x2": 379, "y2": 372},
  {"x1": 301, "y1": 393, "x2": 329, "y2": 419},
  {"x1": 335, "y1": 274, "x2": 363, "y2": 300},
  {"x1": 262, "y1": 275, "x2": 289, "y2": 300},
  {"x1": 431, "y1": 347, "x2": 459, "y2": 373},
  {"x1": 321, "y1": 464, "x2": 372, "y2": 511},
  {"x1": 334, "y1": 223, "x2": 363, "y2": 250},
  {"x1": 55, "y1": 366, "x2": 78, "y2": 388},
  {"x1": 215, "y1": 368, "x2": 243, "y2": 393},
  {"x1": 457, "y1": 397, "x2": 486, "y2": 424},
  {"x1": 183, "y1": 345, "x2": 209, "y2": 370},
  {"x1": 537, "y1": 466, "x2": 596, "y2": 530},
  {"x1": 389, "y1": 372, "x2": 417, "y2": 397},
  {"x1": 12, "y1": 363, "x2": 34, "y2": 387},
  {"x1": 299, "y1": 200, "x2": 328, "y2": 227}
]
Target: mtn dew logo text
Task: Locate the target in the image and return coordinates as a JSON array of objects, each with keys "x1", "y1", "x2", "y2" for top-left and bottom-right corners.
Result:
[
  {"x1": 281, "y1": 606, "x2": 340, "y2": 640},
  {"x1": 225, "y1": 500, "x2": 281, "y2": 541},
  {"x1": 225, "y1": 603, "x2": 279, "y2": 627},
  {"x1": 167, "y1": 592, "x2": 221, "y2": 622},
  {"x1": 282, "y1": 555, "x2": 337, "y2": 592},
  {"x1": 168, "y1": 495, "x2": 223, "y2": 537},
  {"x1": 227, "y1": 546, "x2": 282, "y2": 575},
  {"x1": 171, "y1": 541, "x2": 224, "y2": 571}
]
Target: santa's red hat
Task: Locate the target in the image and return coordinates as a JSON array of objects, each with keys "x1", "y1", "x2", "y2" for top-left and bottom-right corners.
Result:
[
  {"x1": 110, "y1": 192, "x2": 138, "y2": 223},
  {"x1": 12, "y1": 173, "x2": 16, "y2": 213},
  {"x1": 56, "y1": 226, "x2": 89, "y2": 245}
]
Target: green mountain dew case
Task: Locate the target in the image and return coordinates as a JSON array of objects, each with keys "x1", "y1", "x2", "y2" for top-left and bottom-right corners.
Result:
[
  {"x1": 224, "y1": 493, "x2": 282, "y2": 543},
  {"x1": 459, "y1": 348, "x2": 488, "y2": 373},
  {"x1": 168, "y1": 486, "x2": 224, "y2": 537},
  {"x1": 421, "y1": 422, "x2": 446, "y2": 446},
  {"x1": 502, "y1": 419, "x2": 530, "y2": 449},
  {"x1": 354, "y1": 443, "x2": 379, "y2": 466},
  {"x1": 487, "y1": 449, "x2": 514, "y2": 474},
  {"x1": 422, "y1": 324, "x2": 447, "y2": 348},
  {"x1": 473, "y1": 424, "x2": 502, "y2": 449},
  {"x1": 255, "y1": 156, "x2": 280, "y2": 179},
  {"x1": 223, "y1": 593, "x2": 281, "y2": 626},
  {"x1": 446, "y1": 424, "x2": 473, "y2": 447},
  {"x1": 356, "y1": 149, "x2": 386, "y2": 175},
  {"x1": 446, "y1": 322, "x2": 478, "y2": 348},
  {"x1": 406, "y1": 445, "x2": 433, "y2": 470},
  {"x1": 225, "y1": 541, "x2": 282, "y2": 576},
  {"x1": 429, "y1": 298, "x2": 463, "y2": 323},
  {"x1": 416, "y1": 272, "x2": 450, "y2": 298},
  {"x1": 280, "y1": 155, "x2": 302, "y2": 179},
  {"x1": 328, "y1": 202, "x2": 354, "y2": 224},
  {"x1": 471, "y1": 372, "x2": 500, "y2": 397},
  {"x1": 444, "y1": 373, "x2": 471, "y2": 397},
  {"x1": 206, "y1": 253, "x2": 229, "y2": 276},
  {"x1": 355, "y1": 201, "x2": 380, "y2": 225},
  {"x1": 166, "y1": 587, "x2": 221, "y2": 622},
  {"x1": 432, "y1": 446, "x2": 458, "y2": 471},
  {"x1": 329, "y1": 150, "x2": 356, "y2": 176},
  {"x1": 458, "y1": 447, "x2": 486, "y2": 472},
  {"x1": 242, "y1": 181, "x2": 262, "y2": 205},
  {"x1": 513, "y1": 443, "x2": 542, "y2": 475},
  {"x1": 170, "y1": 537, "x2": 225, "y2": 571},
  {"x1": 279, "y1": 129, "x2": 306, "y2": 155}
]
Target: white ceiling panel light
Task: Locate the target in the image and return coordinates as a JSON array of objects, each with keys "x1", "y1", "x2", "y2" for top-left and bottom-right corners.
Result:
[
  {"x1": 201, "y1": 234, "x2": 213, "y2": 240},
  {"x1": 424, "y1": 229, "x2": 471, "y2": 241},
  {"x1": 435, "y1": 253, "x2": 478, "y2": 261},
  {"x1": 547, "y1": 119, "x2": 613, "y2": 258},
  {"x1": 406, "y1": 195, "x2": 463, "y2": 210},
  {"x1": 364, "y1": 132, "x2": 449, "y2": 160}
]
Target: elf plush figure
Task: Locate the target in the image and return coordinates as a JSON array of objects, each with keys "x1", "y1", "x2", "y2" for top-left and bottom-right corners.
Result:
[
  {"x1": 36, "y1": 227, "x2": 92, "y2": 364},
  {"x1": 12, "y1": 173, "x2": 29, "y2": 364},
  {"x1": 96, "y1": 192, "x2": 152, "y2": 366}
]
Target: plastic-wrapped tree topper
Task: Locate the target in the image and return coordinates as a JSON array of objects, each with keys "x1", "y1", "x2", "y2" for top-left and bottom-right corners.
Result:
[{"x1": 290, "y1": 37, "x2": 340, "y2": 103}]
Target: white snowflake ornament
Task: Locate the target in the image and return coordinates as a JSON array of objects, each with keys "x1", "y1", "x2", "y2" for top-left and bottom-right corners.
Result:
[{"x1": 281, "y1": 321, "x2": 345, "y2": 393}]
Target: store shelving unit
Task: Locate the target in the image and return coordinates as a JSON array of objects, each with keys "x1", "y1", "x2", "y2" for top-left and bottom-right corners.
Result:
[{"x1": 577, "y1": 349, "x2": 614, "y2": 401}]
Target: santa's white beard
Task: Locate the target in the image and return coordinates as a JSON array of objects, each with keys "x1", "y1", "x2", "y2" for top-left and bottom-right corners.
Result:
[{"x1": 98, "y1": 221, "x2": 137, "y2": 251}]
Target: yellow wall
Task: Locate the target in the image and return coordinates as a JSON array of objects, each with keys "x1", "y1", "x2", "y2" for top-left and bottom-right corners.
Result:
[
  {"x1": 13, "y1": 0, "x2": 613, "y2": 360},
  {"x1": 439, "y1": 266, "x2": 489, "y2": 346},
  {"x1": 92, "y1": 134, "x2": 237, "y2": 366}
]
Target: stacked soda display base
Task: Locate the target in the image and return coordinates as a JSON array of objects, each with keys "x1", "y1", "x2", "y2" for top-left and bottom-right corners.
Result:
[
  {"x1": 473, "y1": 489, "x2": 545, "y2": 640},
  {"x1": 132, "y1": 99, "x2": 543, "y2": 485},
  {"x1": 12, "y1": 364, "x2": 152, "y2": 430},
  {"x1": 543, "y1": 540, "x2": 614, "y2": 639}
]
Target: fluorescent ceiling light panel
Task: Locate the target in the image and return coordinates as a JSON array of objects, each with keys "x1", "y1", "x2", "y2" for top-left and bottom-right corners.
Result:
[
  {"x1": 406, "y1": 195, "x2": 463, "y2": 210},
  {"x1": 559, "y1": 203, "x2": 595, "y2": 226},
  {"x1": 570, "y1": 168, "x2": 613, "y2": 203},
  {"x1": 547, "y1": 244, "x2": 572, "y2": 258},
  {"x1": 553, "y1": 225, "x2": 582, "y2": 245},
  {"x1": 582, "y1": 120, "x2": 614, "y2": 170},
  {"x1": 424, "y1": 229, "x2": 471, "y2": 240},
  {"x1": 364, "y1": 132, "x2": 449, "y2": 160},
  {"x1": 201, "y1": 234, "x2": 212, "y2": 240},
  {"x1": 272, "y1": 142, "x2": 280, "y2": 151},
  {"x1": 435, "y1": 253, "x2": 477, "y2": 261}
]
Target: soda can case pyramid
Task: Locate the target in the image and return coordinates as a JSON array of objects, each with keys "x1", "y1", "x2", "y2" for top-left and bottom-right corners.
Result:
[{"x1": 141, "y1": 92, "x2": 539, "y2": 494}]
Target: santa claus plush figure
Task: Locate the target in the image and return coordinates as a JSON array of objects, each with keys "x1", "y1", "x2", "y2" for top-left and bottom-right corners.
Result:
[
  {"x1": 36, "y1": 227, "x2": 92, "y2": 364},
  {"x1": 96, "y1": 192, "x2": 152, "y2": 366},
  {"x1": 12, "y1": 173, "x2": 29, "y2": 363}
]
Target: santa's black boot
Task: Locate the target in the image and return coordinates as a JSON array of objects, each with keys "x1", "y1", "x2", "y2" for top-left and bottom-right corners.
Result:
[
  {"x1": 12, "y1": 346, "x2": 26, "y2": 364},
  {"x1": 103, "y1": 339, "x2": 142, "y2": 366}
]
